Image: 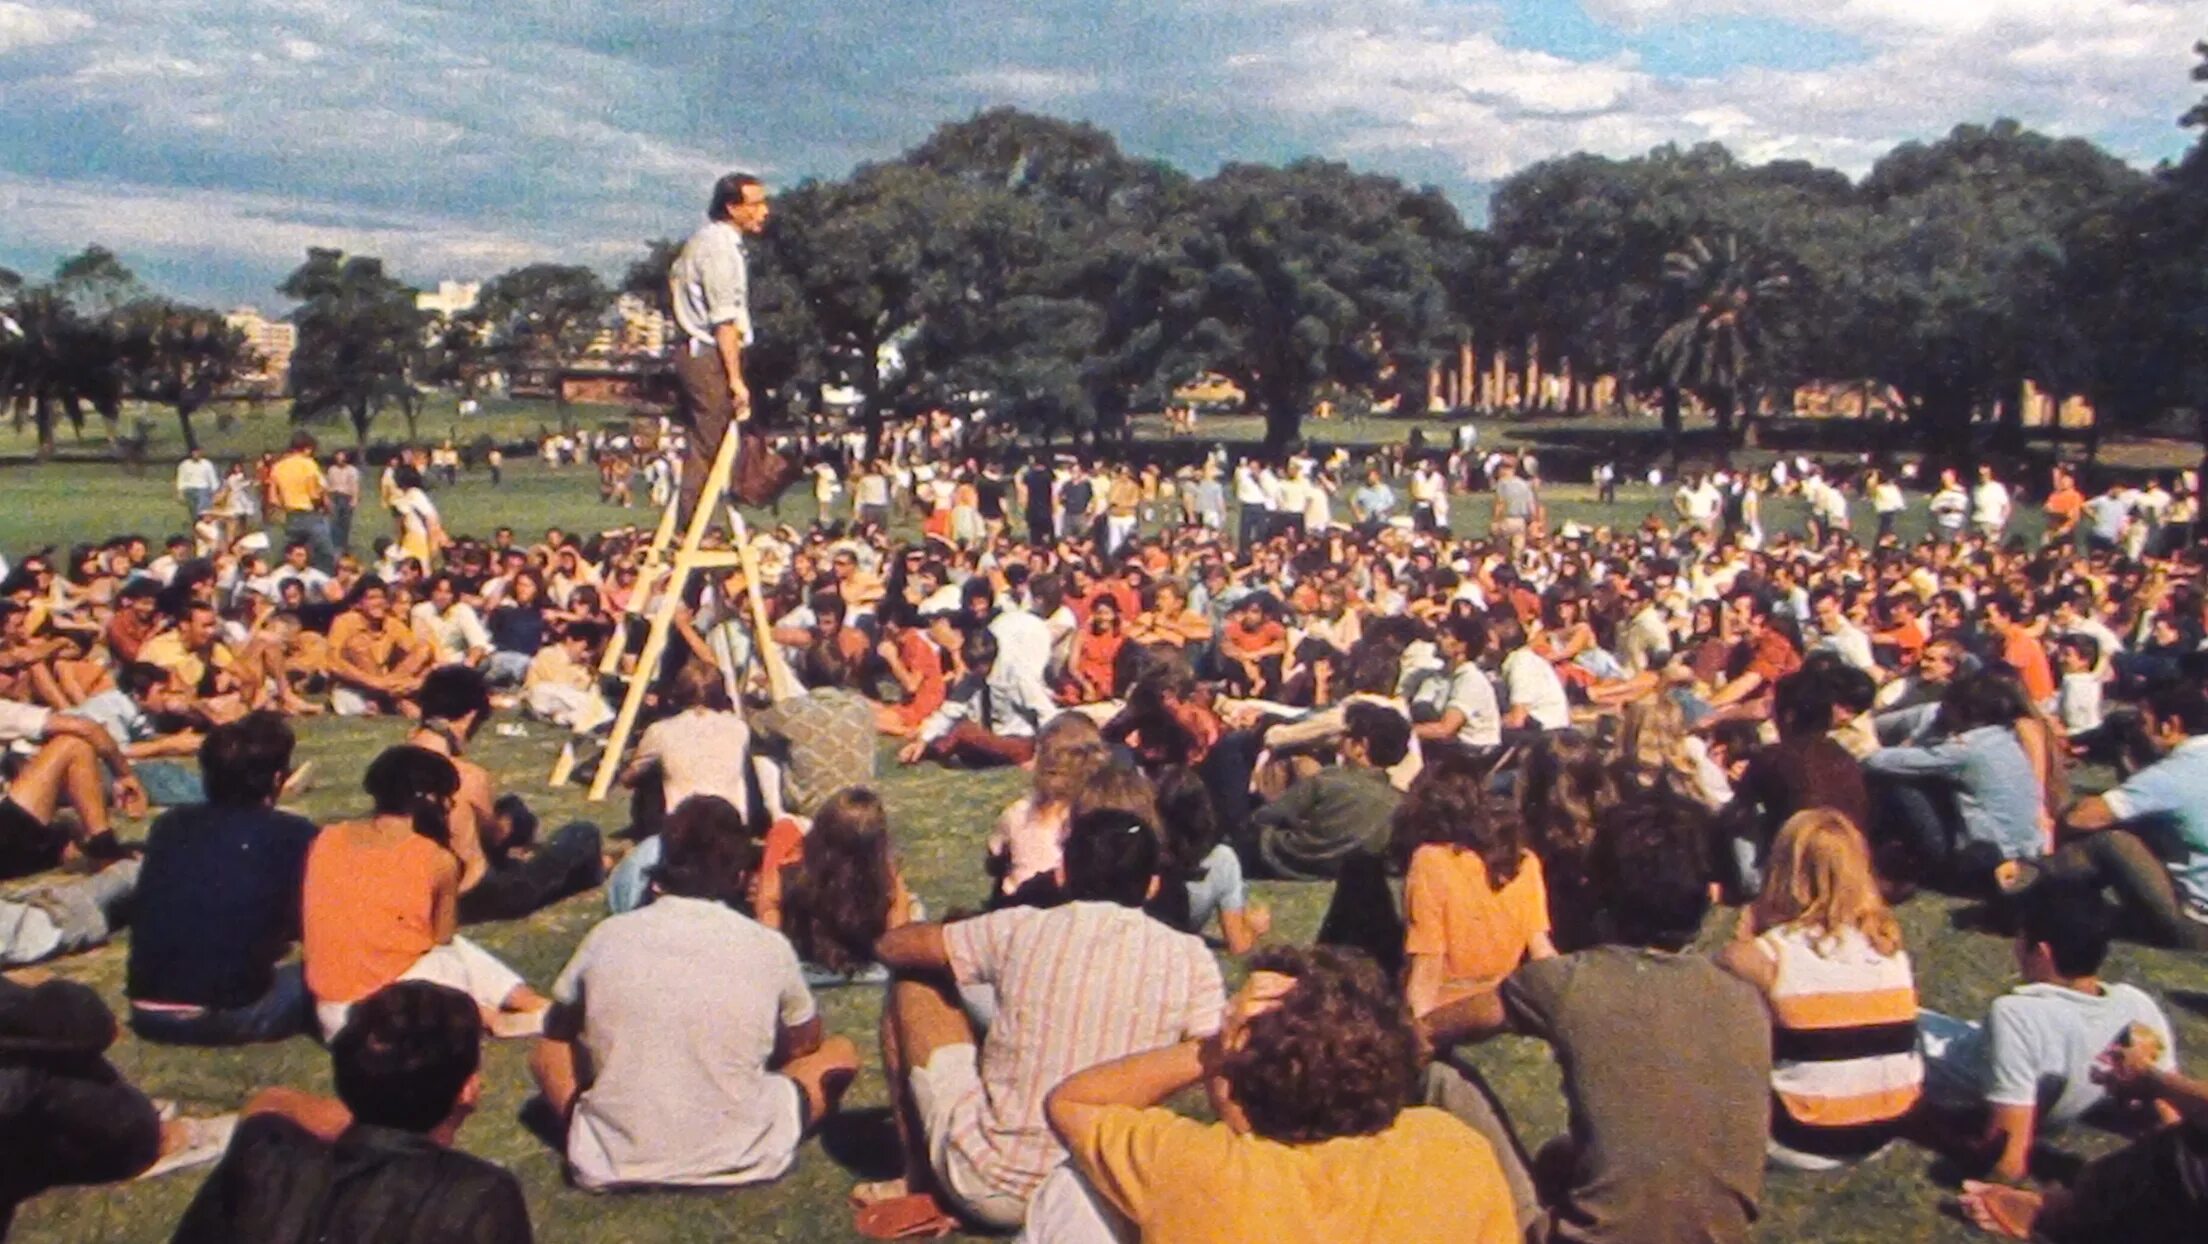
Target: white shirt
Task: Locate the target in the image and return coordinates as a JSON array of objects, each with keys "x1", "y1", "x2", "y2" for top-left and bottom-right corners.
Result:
[
  {"x1": 1972, "y1": 480, "x2": 2011, "y2": 527},
  {"x1": 409, "y1": 601, "x2": 491, "y2": 664},
  {"x1": 1443, "y1": 663, "x2": 1502, "y2": 748},
  {"x1": 987, "y1": 607, "x2": 1057, "y2": 711},
  {"x1": 635, "y1": 707, "x2": 752, "y2": 810},
  {"x1": 1232, "y1": 466, "x2": 1267, "y2": 507},
  {"x1": 553, "y1": 896, "x2": 814, "y2": 1190},
  {"x1": 1500, "y1": 648, "x2": 1571, "y2": 730},
  {"x1": 669, "y1": 219, "x2": 753, "y2": 348},
  {"x1": 175, "y1": 457, "x2": 220, "y2": 493}
]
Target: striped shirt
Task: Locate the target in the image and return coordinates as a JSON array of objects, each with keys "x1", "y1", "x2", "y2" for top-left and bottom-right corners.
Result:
[
  {"x1": 1758, "y1": 924, "x2": 1923, "y2": 1159},
  {"x1": 942, "y1": 902, "x2": 1224, "y2": 1203}
]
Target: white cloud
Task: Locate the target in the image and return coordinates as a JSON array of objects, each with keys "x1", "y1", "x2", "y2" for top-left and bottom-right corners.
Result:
[
  {"x1": 1230, "y1": 0, "x2": 2198, "y2": 180},
  {"x1": 950, "y1": 67, "x2": 1104, "y2": 103},
  {"x1": 0, "y1": 1, "x2": 89, "y2": 53}
]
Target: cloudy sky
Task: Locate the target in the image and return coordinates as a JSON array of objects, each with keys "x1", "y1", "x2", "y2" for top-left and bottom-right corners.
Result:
[{"x1": 0, "y1": 0, "x2": 2198, "y2": 306}]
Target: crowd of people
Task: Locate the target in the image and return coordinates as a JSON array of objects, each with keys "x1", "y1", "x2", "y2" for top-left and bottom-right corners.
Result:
[{"x1": 2, "y1": 420, "x2": 2205, "y2": 1244}]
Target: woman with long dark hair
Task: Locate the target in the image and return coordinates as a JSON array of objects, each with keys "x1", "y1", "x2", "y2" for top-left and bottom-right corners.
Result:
[{"x1": 760, "y1": 787, "x2": 916, "y2": 984}]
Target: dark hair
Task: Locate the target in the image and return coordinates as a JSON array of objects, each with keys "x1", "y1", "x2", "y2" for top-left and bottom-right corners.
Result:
[
  {"x1": 1589, "y1": 784, "x2": 1713, "y2": 950},
  {"x1": 330, "y1": 982, "x2": 481, "y2": 1132},
  {"x1": 653, "y1": 795, "x2": 755, "y2": 903},
  {"x1": 1391, "y1": 765, "x2": 1522, "y2": 884},
  {"x1": 418, "y1": 664, "x2": 492, "y2": 726},
  {"x1": 2056, "y1": 632, "x2": 2100, "y2": 669},
  {"x1": 783, "y1": 788, "x2": 895, "y2": 977},
  {"x1": 961, "y1": 627, "x2": 1000, "y2": 672},
  {"x1": 362, "y1": 746, "x2": 461, "y2": 847},
  {"x1": 2143, "y1": 680, "x2": 2208, "y2": 736},
  {"x1": 708, "y1": 171, "x2": 765, "y2": 221},
  {"x1": 1220, "y1": 947, "x2": 1423, "y2": 1143},
  {"x1": 1153, "y1": 766, "x2": 1221, "y2": 880},
  {"x1": 1062, "y1": 808, "x2": 1160, "y2": 907},
  {"x1": 2016, "y1": 879, "x2": 2112, "y2": 977},
  {"x1": 199, "y1": 711, "x2": 295, "y2": 806},
  {"x1": 491, "y1": 793, "x2": 538, "y2": 848},
  {"x1": 1344, "y1": 701, "x2": 1411, "y2": 768}
]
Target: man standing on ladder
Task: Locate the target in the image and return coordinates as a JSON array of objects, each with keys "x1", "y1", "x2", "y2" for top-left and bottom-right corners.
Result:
[{"x1": 669, "y1": 172, "x2": 770, "y2": 525}]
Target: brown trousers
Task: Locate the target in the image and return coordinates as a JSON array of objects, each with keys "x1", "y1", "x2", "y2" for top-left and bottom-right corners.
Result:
[{"x1": 673, "y1": 343, "x2": 733, "y2": 525}]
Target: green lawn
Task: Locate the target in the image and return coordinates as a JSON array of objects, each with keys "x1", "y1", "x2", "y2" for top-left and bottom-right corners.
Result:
[{"x1": 3, "y1": 425, "x2": 2205, "y2": 1243}]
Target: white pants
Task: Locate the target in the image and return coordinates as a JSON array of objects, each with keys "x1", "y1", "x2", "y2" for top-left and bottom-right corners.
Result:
[
  {"x1": 527, "y1": 683, "x2": 612, "y2": 732},
  {"x1": 1017, "y1": 1164, "x2": 1133, "y2": 1244},
  {"x1": 316, "y1": 935, "x2": 525, "y2": 1039}
]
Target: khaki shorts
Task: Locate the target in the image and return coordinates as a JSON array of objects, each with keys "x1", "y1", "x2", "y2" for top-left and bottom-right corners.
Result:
[{"x1": 909, "y1": 1044, "x2": 1029, "y2": 1229}]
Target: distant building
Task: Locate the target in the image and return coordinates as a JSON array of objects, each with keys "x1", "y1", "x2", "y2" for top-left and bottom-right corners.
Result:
[
  {"x1": 415, "y1": 279, "x2": 481, "y2": 320},
  {"x1": 224, "y1": 306, "x2": 297, "y2": 389},
  {"x1": 586, "y1": 294, "x2": 670, "y2": 359}
]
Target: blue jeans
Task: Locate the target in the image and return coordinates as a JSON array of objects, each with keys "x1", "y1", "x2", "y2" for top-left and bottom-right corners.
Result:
[
  {"x1": 486, "y1": 650, "x2": 533, "y2": 688},
  {"x1": 285, "y1": 511, "x2": 339, "y2": 573},
  {"x1": 330, "y1": 494, "x2": 355, "y2": 553},
  {"x1": 181, "y1": 487, "x2": 214, "y2": 522},
  {"x1": 130, "y1": 962, "x2": 313, "y2": 1045}
]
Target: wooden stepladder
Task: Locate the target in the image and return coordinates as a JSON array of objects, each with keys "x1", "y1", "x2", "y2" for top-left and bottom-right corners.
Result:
[{"x1": 554, "y1": 425, "x2": 796, "y2": 800}]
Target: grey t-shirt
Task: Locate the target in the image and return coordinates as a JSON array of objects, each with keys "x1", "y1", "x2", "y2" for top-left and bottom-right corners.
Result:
[
  {"x1": 553, "y1": 895, "x2": 815, "y2": 1190},
  {"x1": 1496, "y1": 476, "x2": 1538, "y2": 520},
  {"x1": 1502, "y1": 946, "x2": 1770, "y2": 1244}
]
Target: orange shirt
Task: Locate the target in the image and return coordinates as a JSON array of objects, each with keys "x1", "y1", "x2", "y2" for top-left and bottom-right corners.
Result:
[
  {"x1": 268, "y1": 451, "x2": 327, "y2": 513},
  {"x1": 2044, "y1": 486, "x2": 2083, "y2": 527},
  {"x1": 1999, "y1": 622, "x2": 2057, "y2": 704},
  {"x1": 1404, "y1": 845, "x2": 1550, "y2": 1000},
  {"x1": 302, "y1": 827, "x2": 448, "y2": 1004},
  {"x1": 1744, "y1": 628, "x2": 1803, "y2": 685},
  {"x1": 330, "y1": 610, "x2": 427, "y2": 672}
]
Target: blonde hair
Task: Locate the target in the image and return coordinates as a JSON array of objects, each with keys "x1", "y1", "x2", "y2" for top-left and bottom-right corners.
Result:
[
  {"x1": 1617, "y1": 697, "x2": 1699, "y2": 790},
  {"x1": 1071, "y1": 763, "x2": 1158, "y2": 831},
  {"x1": 1030, "y1": 713, "x2": 1108, "y2": 809},
  {"x1": 1754, "y1": 809, "x2": 1903, "y2": 958}
]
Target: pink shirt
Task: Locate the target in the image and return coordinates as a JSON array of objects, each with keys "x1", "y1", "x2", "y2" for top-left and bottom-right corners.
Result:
[{"x1": 988, "y1": 796, "x2": 1068, "y2": 895}]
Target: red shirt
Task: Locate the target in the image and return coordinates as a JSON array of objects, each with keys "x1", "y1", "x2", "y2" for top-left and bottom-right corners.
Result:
[
  {"x1": 1073, "y1": 629, "x2": 1126, "y2": 700},
  {"x1": 892, "y1": 631, "x2": 946, "y2": 729}
]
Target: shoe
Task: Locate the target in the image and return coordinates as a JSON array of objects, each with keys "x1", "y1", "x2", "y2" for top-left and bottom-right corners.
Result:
[
  {"x1": 1993, "y1": 859, "x2": 2041, "y2": 898},
  {"x1": 137, "y1": 1114, "x2": 237, "y2": 1180}
]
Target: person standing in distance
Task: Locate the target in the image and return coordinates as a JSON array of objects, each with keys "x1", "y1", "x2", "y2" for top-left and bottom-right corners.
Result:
[{"x1": 669, "y1": 172, "x2": 771, "y2": 525}]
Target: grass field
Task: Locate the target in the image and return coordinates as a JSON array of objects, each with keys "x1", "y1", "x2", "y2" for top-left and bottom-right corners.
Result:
[{"x1": 3, "y1": 409, "x2": 2206, "y2": 1243}]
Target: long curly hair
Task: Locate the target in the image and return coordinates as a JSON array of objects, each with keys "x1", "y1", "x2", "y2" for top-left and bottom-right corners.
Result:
[
  {"x1": 1221, "y1": 946, "x2": 1424, "y2": 1144},
  {"x1": 1389, "y1": 763, "x2": 1523, "y2": 888},
  {"x1": 782, "y1": 787, "x2": 896, "y2": 977},
  {"x1": 1518, "y1": 731, "x2": 1616, "y2": 866}
]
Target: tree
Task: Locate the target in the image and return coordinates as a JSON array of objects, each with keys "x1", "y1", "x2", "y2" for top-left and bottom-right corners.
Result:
[
  {"x1": 1111, "y1": 159, "x2": 1470, "y2": 448},
  {"x1": 1850, "y1": 121, "x2": 2143, "y2": 459},
  {"x1": 124, "y1": 302, "x2": 253, "y2": 451},
  {"x1": 1648, "y1": 235, "x2": 1789, "y2": 455},
  {"x1": 466, "y1": 264, "x2": 612, "y2": 404},
  {"x1": 620, "y1": 238, "x2": 683, "y2": 319},
  {"x1": 281, "y1": 248, "x2": 429, "y2": 444},
  {"x1": 0, "y1": 248, "x2": 141, "y2": 457}
]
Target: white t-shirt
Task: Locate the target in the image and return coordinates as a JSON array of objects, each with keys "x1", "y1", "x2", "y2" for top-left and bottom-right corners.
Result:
[
  {"x1": 1500, "y1": 648, "x2": 1571, "y2": 730},
  {"x1": 553, "y1": 895, "x2": 815, "y2": 1190},
  {"x1": 1444, "y1": 664, "x2": 1502, "y2": 748},
  {"x1": 635, "y1": 708, "x2": 753, "y2": 812}
]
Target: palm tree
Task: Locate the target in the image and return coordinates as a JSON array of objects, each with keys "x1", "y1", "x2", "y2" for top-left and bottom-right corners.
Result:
[{"x1": 1649, "y1": 234, "x2": 1788, "y2": 457}]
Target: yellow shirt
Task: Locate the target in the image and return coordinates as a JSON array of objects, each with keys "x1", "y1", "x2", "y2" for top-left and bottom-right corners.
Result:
[
  {"x1": 1403, "y1": 846, "x2": 1551, "y2": 1001},
  {"x1": 139, "y1": 631, "x2": 234, "y2": 690},
  {"x1": 268, "y1": 452, "x2": 327, "y2": 513},
  {"x1": 1073, "y1": 1106, "x2": 1516, "y2": 1244}
]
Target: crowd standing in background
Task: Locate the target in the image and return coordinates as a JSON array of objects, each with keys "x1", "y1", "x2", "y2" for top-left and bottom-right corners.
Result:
[{"x1": 3, "y1": 415, "x2": 2206, "y2": 1243}]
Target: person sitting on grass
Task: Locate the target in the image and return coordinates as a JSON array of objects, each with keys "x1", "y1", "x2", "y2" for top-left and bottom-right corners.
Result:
[
  {"x1": 1717, "y1": 808, "x2": 1923, "y2": 1171},
  {"x1": 404, "y1": 664, "x2": 604, "y2": 924},
  {"x1": 528, "y1": 793, "x2": 860, "y2": 1192},
  {"x1": 1155, "y1": 766, "x2": 1269, "y2": 955},
  {"x1": 0, "y1": 695, "x2": 145, "y2": 879},
  {"x1": 1421, "y1": 783, "x2": 1771, "y2": 1244},
  {"x1": 126, "y1": 713, "x2": 318, "y2": 1045},
  {"x1": 522, "y1": 620, "x2": 613, "y2": 733},
  {"x1": 302, "y1": 746, "x2": 549, "y2": 1041},
  {"x1": 1918, "y1": 878, "x2": 2179, "y2": 1185},
  {"x1": 175, "y1": 981, "x2": 533, "y2": 1243},
  {"x1": 327, "y1": 577, "x2": 434, "y2": 717},
  {"x1": 1241, "y1": 701, "x2": 1409, "y2": 881},
  {"x1": 2025, "y1": 680, "x2": 2208, "y2": 951},
  {"x1": 1027, "y1": 945, "x2": 1518, "y2": 1244},
  {"x1": 1, "y1": 969, "x2": 234, "y2": 1235},
  {"x1": 1960, "y1": 1035, "x2": 2208, "y2": 1243},
  {"x1": 900, "y1": 628, "x2": 1053, "y2": 770},
  {"x1": 1397, "y1": 763, "x2": 1556, "y2": 1027},
  {"x1": 861, "y1": 808, "x2": 1225, "y2": 1235},
  {"x1": 755, "y1": 785, "x2": 922, "y2": 986}
]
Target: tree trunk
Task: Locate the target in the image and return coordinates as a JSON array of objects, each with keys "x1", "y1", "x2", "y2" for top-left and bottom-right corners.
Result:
[
  {"x1": 1660, "y1": 384, "x2": 1682, "y2": 470},
  {"x1": 174, "y1": 403, "x2": 200, "y2": 453},
  {"x1": 33, "y1": 393, "x2": 54, "y2": 461},
  {"x1": 1994, "y1": 383, "x2": 2024, "y2": 454},
  {"x1": 1263, "y1": 399, "x2": 1302, "y2": 453}
]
